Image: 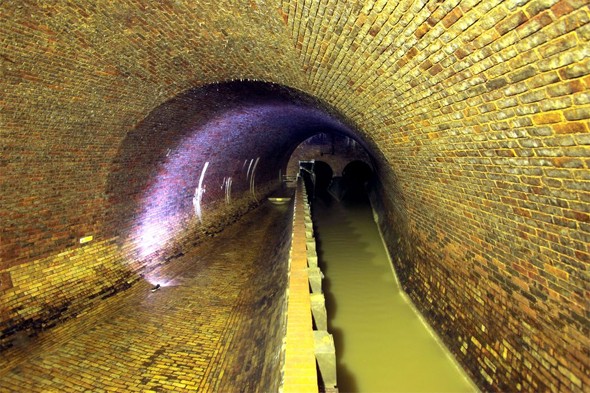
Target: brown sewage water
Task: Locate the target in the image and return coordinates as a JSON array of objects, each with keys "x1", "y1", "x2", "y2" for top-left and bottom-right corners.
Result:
[{"x1": 313, "y1": 194, "x2": 477, "y2": 393}]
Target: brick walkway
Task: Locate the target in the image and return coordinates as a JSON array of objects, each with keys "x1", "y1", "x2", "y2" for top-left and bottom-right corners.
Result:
[{"x1": 0, "y1": 203, "x2": 292, "y2": 392}]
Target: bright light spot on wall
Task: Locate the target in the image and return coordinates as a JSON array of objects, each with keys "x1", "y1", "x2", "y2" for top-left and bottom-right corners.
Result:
[
  {"x1": 224, "y1": 177, "x2": 232, "y2": 204},
  {"x1": 79, "y1": 235, "x2": 93, "y2": 244},
  {"x1": 137, "y1": 221, "x2": 170, "y2": 258},
  {"x1": 246, "y1": 158, "x2": 254, "y2": 179},
  {"x1": 250, "y1": 157, "x2": 260, "y2": 201}
]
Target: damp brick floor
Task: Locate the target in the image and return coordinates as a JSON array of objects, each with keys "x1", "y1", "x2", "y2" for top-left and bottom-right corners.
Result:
[{"x1": 0, "y1": 202, "x2": 292, "y2": 393}]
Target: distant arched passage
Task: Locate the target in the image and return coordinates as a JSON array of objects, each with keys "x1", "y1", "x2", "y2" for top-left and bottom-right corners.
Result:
[
  {"x1": 312, "y1": 161, "x2": 334, "y2": 193},
  {"x1": 342, "y1": 160, "x2": 373, "y2": 186}
]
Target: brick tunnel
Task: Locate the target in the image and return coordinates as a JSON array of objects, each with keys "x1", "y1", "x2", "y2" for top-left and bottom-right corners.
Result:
[{"x1": 1, "y1": 1, "x2": 589, "y2": 392}]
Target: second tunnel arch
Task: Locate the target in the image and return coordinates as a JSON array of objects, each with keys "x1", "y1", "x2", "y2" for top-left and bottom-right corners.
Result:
[
  {"x1": 105, "y1": 81, "x2": 389, "y2": 266},
  {"x1": 286, "y1": 132, "x2": 377, "y2": 202}
]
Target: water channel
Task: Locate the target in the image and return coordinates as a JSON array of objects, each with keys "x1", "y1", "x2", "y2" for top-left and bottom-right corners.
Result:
[{"x1": 312, "y1": 190, "x2": 477, "y2": 393}]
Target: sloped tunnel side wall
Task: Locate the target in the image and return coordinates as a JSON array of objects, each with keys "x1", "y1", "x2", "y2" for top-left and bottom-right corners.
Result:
[
  {"x1": 104, "y1": 84, "x2": 332, "y2": 268},
  {"x1": 370, "y1": 128, "x2": 589, "y2": 392},
  {"x1": 0, "y1": 82, "x2": 354, "y2": 351}
]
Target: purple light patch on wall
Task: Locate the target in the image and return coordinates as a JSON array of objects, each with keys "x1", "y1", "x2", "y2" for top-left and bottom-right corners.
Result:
[
  {"x1": 134, "y1": 104, "x2": 351, "y2": 257},
  {"x1": 106, "y1": 82, "x2": 366, "y2": 265}
]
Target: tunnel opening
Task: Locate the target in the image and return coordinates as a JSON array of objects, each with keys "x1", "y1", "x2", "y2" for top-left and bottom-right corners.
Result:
[
  {"x1": 288, "y1": 132, "x2": 377, "y2": 203},
  {"x1": 299, "y1": 160, "x2": 335, "y2": 200},
  {"x1": 104, "y1": 81, "x2": 376, "y2": 272},
  {"x1": 342, "y1": 160, "x2": 372, "y2": 189},
  {"x1": 312, "y1": 161, "x2": 334, "y2": 194},
  {"x1": 338, "y1": 160, "x2": 374, "y2": 203}
]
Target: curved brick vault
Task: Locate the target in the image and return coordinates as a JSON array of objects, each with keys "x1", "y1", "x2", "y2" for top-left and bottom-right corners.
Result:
[{"x1": 1, "y1": 1, "x2": 589, "y2": 392}]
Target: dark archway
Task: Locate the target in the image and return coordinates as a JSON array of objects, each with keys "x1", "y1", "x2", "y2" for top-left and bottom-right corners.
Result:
[
  {"x1": 343, "y1": 160, "x2": 373, "y2": 185},
  {"x1": 341, "y1": 160, "x2": 373, "y2": 202},
  {"x1": 313, "y1": 161, "x2": 334, "y2": 194},
  {"x1": 299, "y1": 160, "x2": 334, "y2": 201}
]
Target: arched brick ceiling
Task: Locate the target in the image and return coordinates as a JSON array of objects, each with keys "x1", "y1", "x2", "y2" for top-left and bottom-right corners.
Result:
[
  {"x1": 2, "y1": 1, "x2": 589, "y2": 391},
  {"x1": 4, "y1": 1, "x2": 588, "y2": 167},
  {"x1": 104, "y1": 82, "x2": 357, "y2": 259}
]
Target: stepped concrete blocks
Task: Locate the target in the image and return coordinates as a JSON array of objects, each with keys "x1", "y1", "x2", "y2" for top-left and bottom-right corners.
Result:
[
  {"x1": 313, "y1": 331, "x2": 337, "y2": 389},
  {"x1": 310, "y1": 293, "x2": 327, "y2": 331},
  {"x1": 307, "y1": 251, "x2": 318, "y2": 268},
  {"x1": 307, "y1": 266, "x2": 323, "y2": 294}
]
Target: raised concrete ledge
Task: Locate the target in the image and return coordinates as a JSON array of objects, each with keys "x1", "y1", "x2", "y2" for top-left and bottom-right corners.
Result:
[
  {"x1": 282, "y1": 179, "x2": 318, "y2": 393},
  {"x1": 307, "y1": 250, "x2": 318, "y2": 267},
  {"x1": 311, "y1": 293, "x2": 327, "y2": 331},
  {"x1": 282, "y1": 178, "x2": 338, "y2": 393},
  {"x1": 308, "y1": 266, "x2": 324, "y2": 294},
  {"x1": 314, "y1": 331, "x2": 337, "y2": 389}
]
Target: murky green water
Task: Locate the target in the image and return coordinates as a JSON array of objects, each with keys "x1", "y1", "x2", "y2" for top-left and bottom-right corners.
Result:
[{"x1": 313, "y1": 195, "x2": 476, "y2": 393}]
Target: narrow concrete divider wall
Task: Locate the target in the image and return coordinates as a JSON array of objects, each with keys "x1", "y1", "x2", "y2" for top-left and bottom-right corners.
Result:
[
  {"x1": 282, "y1": 178, "x2": 318, "y2": 393},
  {"x1": 281, "y1": 178, "x2": 338, "y2": 393},
  {"x1": 303, "y1": 186, "x2": 337, "y2": 391}
]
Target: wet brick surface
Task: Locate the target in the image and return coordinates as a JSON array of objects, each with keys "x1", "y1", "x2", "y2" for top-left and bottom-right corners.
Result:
[{"x1": 0, "y1": 202, "x2": 292, "y2": 393}]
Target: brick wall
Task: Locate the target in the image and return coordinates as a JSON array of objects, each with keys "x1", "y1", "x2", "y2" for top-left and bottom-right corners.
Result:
[
  {"x1": 1, "y1": 0, "x2": 588, "y2": 390},
  {"x1": 0, "y1": 80, "x2": 351, "y2": 350},
  {"x1": 340, "y1": 1, "x2": 589, "y2": 391}
]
